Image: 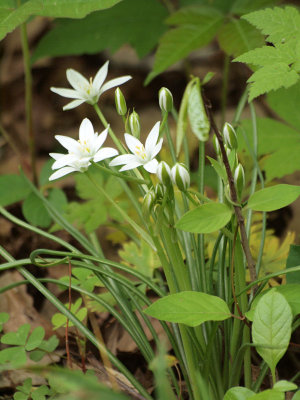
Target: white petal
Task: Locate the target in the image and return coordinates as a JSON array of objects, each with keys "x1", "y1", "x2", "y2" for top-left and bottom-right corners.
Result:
[
  {"x1": 55, "y1": 135, "x2": 80, "y2": 153},
  {"x1": 151, "y1": 138, "x2": 163, "y2": 159},
  {"x1": 94, "y1": 127, "x2": 108, "y2": 151},
  {"x1": 100, "y1": 76, "x2": 132, "y2": 94},
  {"x1": 145, "y1": 121, "x2": 160, "y2": 155},
  {"x1": 93, "y1": 147, "x2": 118, "y2": 162},
  {"x1": 119, "y1": 161, "x2": 143, "y2": 171},
  {"x1": 49, "y1": 152, "x2": 64, "y2": 161},
  {"x1": 50, "y1": 87, "x2": 80, "y2": 99},
  {"x1": 63, "y1": 99, "x2": 85, "y2": 110},
  {"x1": 124, "y1": 133, "x2": 143, "y2": 155},
  {"x1": 109, "y1": 154, "x2": 138, "y2": 166},
  {"x1": 79, "y1": 118, "x2": 94, "y2": 143},
  {"x1": 49, "y1": 166, "x2": 77, "y2": 181},
  {"x1": 52, "y1": 154, "x2": 78, "y2": 170},
  {"x1": 93, "y1": 61, "x2": 109, "y2": 91},
  {"x1": 144, "y1": 159, "x2": 158, "y2": 173},
  {"x1": 66, "y1": 69, "x2": 89, "y2": 91}
]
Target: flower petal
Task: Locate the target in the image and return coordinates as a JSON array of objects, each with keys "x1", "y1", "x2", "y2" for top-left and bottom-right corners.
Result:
[
  {"x1": 93, "y1": 61, "x2": 109, "y2": 91},
  {"x1": 145, "y1": 121, "x2": 160, "y2": 155},
  {"x1": 119, "y1": 161, "x2": 143, "y2": 171},
  {"x1": 55, "y1": 135, "x2": 80, "y2": 153},
  {"x1": 144, "y1": 159, "x2": 158, "y2": 173},
  {"x1": 63, "y1": 99, "x2": 85, "y2": 110},
  {"x1": 52, "y1": 153, "x2": 78, "y2": 170},
  {"x1": 50, "y1": 87, "x2": 80, "y2": 99},
  {"x1": 79, "y1": 118, "x2": 94, "y2": 143},
  {"x1": 49, "y1": 166, "x2": 77, "y2": 181},
  {"x1": 124, "y1": 133, "x2": 143, "y2": 155},
  {"x1": 94, "y1": 127, "x2": 108, "y2": 151},
  {"x1": 66, "y1": 69, "x2": 89, "y2": 91},
  {"x1": 49, "y1": 152, "x2": 64, "y2": 161},
  {"x1": 100, "y1": 76, "x2": 132, "y2": 94},
  {"x1": 93, "y1": 147, "x2": 118, "y2": 162},
  {"x1": 109, "y1": 154, "x2": 138, "y2": 166},
  {"x1": 150, "y1": 138, "x2": 163, "y2": 159}
]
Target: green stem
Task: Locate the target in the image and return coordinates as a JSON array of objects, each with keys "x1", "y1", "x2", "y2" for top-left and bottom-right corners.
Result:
[
  {"x1": 93, "y1": 104, "x2": 125, "y2": 153},
  {"x1": 19, "y1": 16, "x2": 37, "y2": 185},
  {"x1": 91, "y1": 161, "x2": 150, "y2": 185},
  {"x1": 163, "y1": 111, "x2": 177, "y2": 163},
  {"x1": 221, "y1": 54, "x2": 230, "y2": 128}
]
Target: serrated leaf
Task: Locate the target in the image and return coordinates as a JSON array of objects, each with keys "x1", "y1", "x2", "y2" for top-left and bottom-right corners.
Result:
[
  {"x1": 235, "y1": 43, "x2": 296, "y2": 67},
  {"x1": 247, "y1": 62, "x2": 299, "y2": 101},
  {"x1": 176, "y1": 202, "x2": 232, "y2": 233},
  {"x1": 66, "y1": 200, "x2": 107, "y2": 233},
  {"x1": 243, "y1": 6, "x2": 300, "y2": 45},
  {"x1": 273, "y1": 380, "x2": 297, "y2": 392},
  {"x1": 247, "y1": 184, "x2": 300, "y2": 212},
  {"x1": 286, "y1": 245, "x2": 300, "y2": 284},
  {"x1": 223, "y1": 386, "x2": 254, "y2": 400},
  {"x1": 146, "y1": 11, "x2": 223, "y2": 83},
  {"x1": 144, "y1": 291, "x2": 231, "y2": 326},
  {"x1": 252, "y1": 290, "x2": 292, "y2": 378},
  {"x1": 218, "y1": 19, "x2": 264, "y2": 58},
  {"x1": 25, "y1": 326, "x2": 45, "y2": 351},
  {"x1": 1, "y1": 323, "x2": 30, "y2": 346},
  {"x1": 0, "y1": 174, "x2": 31, "y2": 206},
  {"x1": 33, "y1": 0, "x2": 167, "y2": 62}
]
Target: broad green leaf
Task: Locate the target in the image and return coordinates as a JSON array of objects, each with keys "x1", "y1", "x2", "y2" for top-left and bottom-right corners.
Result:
[
  {"x1": 242, "y1": 6, "x2": 300, "y2": 45},
  {"x1": 0, "y1": 174, "x2": 31, "y2": 206},
  {"x1": 38, "y1": 335, "x2": 59, "y2": 352},
  {"x1": 293, "y1": 391, "x2": 300, "y2": 400},
  {"x1": 217, "y1": 19, "x2": 264, "y2": 58},
  {"x1": 16, "y1": 378, "x2": 32, "y2": 395},
  {"x1": 25, "y1": 326, "x2": 45, "y2": 351},
  {"x1": 230, "y1": 0, "x2": 280, "y2": 15},
  {"x1": 224, "y1": 386, "x2": 254, "y2": 400},
  {"x1": 76, "y1": 167, "x2": 104, "y2": 199},
  {"x1": 29, "y1": 350, "x2": 46, "y2": 362},
  {"x1": 22, "y1": 192, "x2": 52, "y2": 228},
  {"x1": 247, "y1": 184, "x2": 300, "y2": 212},
  {"x1": 14, "y1": 392, "x2": 28, "y2": 400},
  {"x1": 52, "y1": 298, "x2": 87, "y2": 329},
  {"x1": 187, "y1": 78, "x2": 210, "y2": 142},
  {"x1": 31, "y1": 385, "x2": 49, "y2": 400},
  {"x1": 146, "y1": 8, "x2": 223, "y2": 83},
  {"x1": 286, "y1": 245, "x2": 300, "y2": 284},
  {"x1": 0, "y1": 346, "x2": 27, "y2": 367},
  {"x1": 273, "y1": 380, "x2": 298, "y2": 392},
  {"x1": 176, "y1": 202, "x2": 232, "y2": 233},
  {"x1": 0, "y1": 312, "x2": 9, "y2": 332},
  {"x1": 48, "y1": 188, "x2": 68, "y2": 214},
  {"x1": 249, "y1": 390, "x2": 284, "y2": 400},
  {"x1": 33, "y1": 0, "x2": 167, "y2": 61},
  {"x1": 144, "y1": 291, "x2": 231, "y2": 326},
  {"x1": 252, "y1": 291, "x2": 292, "y2": 379},
  {"x1": 66, "y1": 200, "x2": 107, "y2": 233},
  {"x1": 267, "y1": 81, "x2": 300, "y2": 131},
  {"x1": 1, "y1": 323, "x2": 30, "y2": 346},
  {"x1": 247, "y1": 62, "x2": 299, "y2": 101}
]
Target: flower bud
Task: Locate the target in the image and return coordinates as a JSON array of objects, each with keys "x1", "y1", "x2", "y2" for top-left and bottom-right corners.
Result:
[
  {"x1": 142, "y1": 189, "x2": 156, "y2": 215},
  {"x1": 212, "y1": 135, "x2": 221, "y2": 157},
  {"x1": 155, "y1": 183, "x2": 166, "y2": 199},
  {"x1": 156, "y1": 161, "x2": 171, "y2": 186},
  {"x1": 129, "y1": 110, "x2": 140, "y2": 139},
  {"x1": 171, "y1": 163, "x2": 190, "y2": 191},
  {"x1": 115, "y1": 88, "x2": 127, "y2": 116},
  {"x1": 159, "y1": 87, "x2": 173, "y2": 113},
  {"x1": 223, "y1": 122, "x2": 238, "y2": 150},
  {"x1": 234, "y1": 163, "x2": 245, "y2": 201}
]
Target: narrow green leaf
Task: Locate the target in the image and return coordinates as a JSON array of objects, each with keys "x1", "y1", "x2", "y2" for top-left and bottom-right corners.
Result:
[
  {"x1": 218, "y1": 19, "x2": 264, "y2": 58},
  {"x1": 25, "y1": 326, "x2": 45, "y2": 351},
  {"x1": 206, "y1": 156, "x2": 227, "y2": 181},
  {"x1": 273, "y1": 380, "x2": 297, "y2": 392},
  {"x1": 0, "y1": 174, "x2": 31, "y2": 206},
  {"x1": 176, "y1": 202, "x2": 232, "y2": 233},
  {"x1": 286, "y1": 245, "x2": 300, "y2": 284},
  {"x1": 224, "y1": 386, "x2": 254, "y2": 400},
  {"x1": 252, "y1": 290, "x2": 292, "y2": 379},
  {"x1": 144, "y1": 291, "x2": 231, "y2": 326},
  {"x1": 247, "y1": 184, "x2": 300, "y2": 212}
]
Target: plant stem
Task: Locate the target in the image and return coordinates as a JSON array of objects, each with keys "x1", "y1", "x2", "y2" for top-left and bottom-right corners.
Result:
[
  {"x1": 19, "y1": 17, "x2": 37, "y2": 185},
  {"x1": 206, "y1": 106, "x2": 257, "y2": 282},
  {"x1": 221, "y1": 54, "x2": 230, "y2": 128},
  {"x1": 91, "y1": 161, "x2": 150, "y2": 185}
]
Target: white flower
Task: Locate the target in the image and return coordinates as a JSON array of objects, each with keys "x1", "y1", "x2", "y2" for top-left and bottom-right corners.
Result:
[
  {"x1": 50, "y1": 61, "x2": 132, "y2": 110},
  {"x1": 49, "y1": 118, "x2": 118, "y2": 181},
  {"x1": 109, "y1": 121, "x2": 162, "y2": 173}
]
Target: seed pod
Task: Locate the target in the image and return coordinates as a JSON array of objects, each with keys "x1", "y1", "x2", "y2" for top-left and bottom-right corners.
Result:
[
  {"x1": 156, "y1": 161, "x2": 171, "y2": 186},
  {"x1": 115, "y1": 88, "x2": 127, "y2": 116},
  {"x1": 223, "y1": 122, "x2": 238, "y2": 150},
  {"x1": 159, "y1": 87, "x2": 173, "y2": 113},
  {"x1": 129, "y1": 110, "x2": 140, "y2": 139},
  {"x1": 171, "y1": 163, "x2": 190, "y2": 191}
]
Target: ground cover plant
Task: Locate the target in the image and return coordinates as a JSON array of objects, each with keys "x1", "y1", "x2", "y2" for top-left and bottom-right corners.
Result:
[{"x1": 1, "y1": 0, "x2": 300, "y2": 399}]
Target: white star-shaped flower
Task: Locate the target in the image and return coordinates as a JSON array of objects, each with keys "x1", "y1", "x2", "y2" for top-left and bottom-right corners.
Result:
[
  {"x1": 49, "y1": 118, "x2": 118, "y2": 180},
  {"x1": 50, "y1": 61, "x2": 131, "y2": 110},
  {"x1": 109, "y1": 121, "x2": 162, "y2": 173}
]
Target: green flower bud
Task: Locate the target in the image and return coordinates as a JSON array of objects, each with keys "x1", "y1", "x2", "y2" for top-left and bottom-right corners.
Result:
[
  {"x1": 142, "y1": 189, "x2": 156, "y2": 215},
  {"x1": 234, "y1": 163, "x2": 245, "y2": 201},
  {"x1": 212, "y1": 135, "x2": 221, "y2": 157},
  {"x1": 159, "y1": 87, "x2": 173, "y2": 113},
  {"x1": 155, "y1": 183, "x2": 166, "y2": 199},
  {"x1": 223, "y1": 122, "x2": 238, "y2": 150},
  {"x1": 129, "y1": 110, "x2": 140, "y2": 139},
  {"x1": 156, "y1": 161, "x2": 171, "y2": 186},
  {"x1": 115, "y1": 88, "x2": 127, "y2": 116},
  {"x1": 171, "y1": 163, "x2": 190, "y2": 191}
]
